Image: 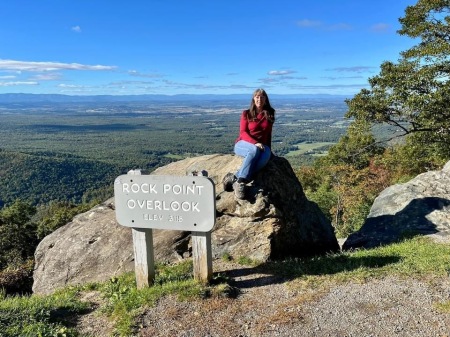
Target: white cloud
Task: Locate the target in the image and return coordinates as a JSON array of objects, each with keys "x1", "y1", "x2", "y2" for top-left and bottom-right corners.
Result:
[
  {"x1": 128, "y1": 70, "x2": 163, "y2": 78},
  {"x1": 0, "y1": 59, "x2": 116, "y2": 72},
  {"x1": 58, "y1": 84, "x2": 85, "y2": 88},
  {"x1": 30, "y1": 73, "x2": 62, "y2": 81},
  {"x1": 0, "y1": 81, "x2": 38, "y2": 86},
  {"x1": 262, "y1": 70, "x2": 306, "y2": 84},
  {"x1": 268, "y1": 70, "x2": 297, "y2": 76},
  {"x1": 71, "y1": 26, "x2": 82, "y2": 33}
]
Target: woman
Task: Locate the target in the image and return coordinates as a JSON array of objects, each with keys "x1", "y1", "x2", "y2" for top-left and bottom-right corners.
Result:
[{"x1": 224, "y1": 88, "x2": 276, "y2": 199}]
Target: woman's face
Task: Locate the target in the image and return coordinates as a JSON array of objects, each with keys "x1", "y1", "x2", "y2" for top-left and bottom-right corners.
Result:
[{"x1": 253, "y1": 93, "x2": 266, "y2": 110}]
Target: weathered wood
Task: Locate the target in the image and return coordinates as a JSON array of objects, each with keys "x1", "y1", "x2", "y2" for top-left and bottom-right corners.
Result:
[
  {"x1": 132, "y1": 228, "x2": 155, "y2": 288},
  {"x1": 192, "y1": 231, "x2": 213, "y2": 283}
]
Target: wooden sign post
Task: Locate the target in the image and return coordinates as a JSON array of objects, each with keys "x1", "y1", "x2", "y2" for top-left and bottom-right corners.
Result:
[
  {"x1": 192, "y1": 231, "x2": 213, "y2": 282},
  {"x1": 132, "y1": 227, "x2": 155, "y2": 287},
  {"x1": 114, "y1": 171, "x2": 215, "y2": 288}
]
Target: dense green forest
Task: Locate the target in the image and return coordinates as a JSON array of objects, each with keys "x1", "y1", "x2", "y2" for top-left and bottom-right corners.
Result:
[{"x1": 0, "y1": 150, "x2": 117, "y2": 206}]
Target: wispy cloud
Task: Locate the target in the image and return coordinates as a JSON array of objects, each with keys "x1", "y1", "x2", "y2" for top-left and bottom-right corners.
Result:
[
  {"x1": 157, "y1": 79, "x2": 253, "y2": 91},
  {"x1": 30, "y1": 73, "x2": 62, "y2": 81},
  {"x1": 0, "y1": 59, "x2": 116, "y2": 72},
  {"x1": 260, "y1": 69, "x2": 306, "y2": 84},
  {"x1": 128, "y1": 70, "x2": 163, "y2": 78},
  {"x1": 109, "y1": 80, "x2": 155, "y2": 86},
  {"x1": 0, "y1": 81, "x2": 38, "y2": 87},
  {"x1": 268, "y1": 70, "x2": 297, "y2": 76},
  {"x1": 297, "y1": 19, "x2": 352, "y2": 31},
  {"x1": 58, "y1": 84, "x2": 85, "y2": 88},
  {"x1": 326, "y1": 66, "x2": 376, "y2": 73},
  {"x1": 71, "y1": 25, "x2": 82, "y2": 33},
  {"x1": 286, "y1": 83, "x2": 369, "y2": 92},
  {"x1": 322, "y1": 75, "x2": 365, "y2": 80}
]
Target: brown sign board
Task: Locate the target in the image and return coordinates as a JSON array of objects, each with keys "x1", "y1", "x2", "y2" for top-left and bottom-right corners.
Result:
[{"x1": 114, "y1": 174, "x2": 216, "y2": 232}]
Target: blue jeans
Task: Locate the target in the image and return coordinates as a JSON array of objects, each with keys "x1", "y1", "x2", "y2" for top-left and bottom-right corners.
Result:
[{"x1": 234, "y1": 140, "x2": 271, "y2": 181}]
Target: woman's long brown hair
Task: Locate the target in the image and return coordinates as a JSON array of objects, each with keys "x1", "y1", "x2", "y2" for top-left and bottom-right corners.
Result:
[{"x1": 247, "y1": 88, "x2": 275, "y2": 123}]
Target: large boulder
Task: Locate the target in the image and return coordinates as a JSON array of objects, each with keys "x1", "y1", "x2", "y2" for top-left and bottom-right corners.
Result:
[
  {"x1": 343, "y1": 161, "x2": 450, "y2": 250},
  {"x1": 33, "y1": 154, "x2": 339, "y2": 295}
]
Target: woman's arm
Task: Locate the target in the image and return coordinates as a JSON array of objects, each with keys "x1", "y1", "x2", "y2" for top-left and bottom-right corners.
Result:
[{"x1": 238, "y1": 110, "x2": 258, "y2": 144}]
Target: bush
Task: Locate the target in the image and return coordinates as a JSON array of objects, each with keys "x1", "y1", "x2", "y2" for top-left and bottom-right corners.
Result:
[{"x1": 0, "y1": 260, "x2": 34, "y2": 295}]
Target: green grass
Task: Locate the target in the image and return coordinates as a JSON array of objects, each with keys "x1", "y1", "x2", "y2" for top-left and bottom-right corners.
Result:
[
  {"x1": 0, "y1": 287, "x2": 89, "y2": 337},
  {"x1": 1, "y1": 237, "x2": 450, "y2": 336},
  {"x1": 264, "y1": 237, "x2": 450, "y2": 289},
  {"x1": 285, "y1": 141, "x2": 335, "y2": 157}
]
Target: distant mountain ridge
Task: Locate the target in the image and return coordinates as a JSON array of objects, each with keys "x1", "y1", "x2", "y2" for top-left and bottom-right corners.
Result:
[{"x1": 0, "y1": 93, "x2": 350, "y2": 103}]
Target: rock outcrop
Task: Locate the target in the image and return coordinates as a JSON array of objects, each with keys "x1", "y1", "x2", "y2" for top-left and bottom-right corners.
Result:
[
  {"x1": 343, "y1": 161, "x2": 450, "y2": 250},
  {"x1": 33, "y1": 154, "x2": 339, "y2": 295}
]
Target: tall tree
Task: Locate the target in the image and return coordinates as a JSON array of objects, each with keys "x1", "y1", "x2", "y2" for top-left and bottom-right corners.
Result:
[{"x1": 346, "y1": 0, "x2": 450, "y2": 164}]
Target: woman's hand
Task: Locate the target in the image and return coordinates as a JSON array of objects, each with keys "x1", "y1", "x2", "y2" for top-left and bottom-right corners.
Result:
[{"x1": 256, "y1": 143, "x2": 265, "y2": 151}]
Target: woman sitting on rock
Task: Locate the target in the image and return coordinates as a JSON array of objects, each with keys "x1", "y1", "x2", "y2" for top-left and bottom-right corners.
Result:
[{"x1": 223, "y1": 88, "x2": 276, "y2": 199}]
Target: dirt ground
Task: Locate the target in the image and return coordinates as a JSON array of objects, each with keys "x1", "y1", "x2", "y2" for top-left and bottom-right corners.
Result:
[{"x1": 75, "y1": 259, "x2": 450, "y2": 337}]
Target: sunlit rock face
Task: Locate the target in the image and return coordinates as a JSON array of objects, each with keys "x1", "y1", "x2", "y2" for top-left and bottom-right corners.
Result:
[
  {"x1": 343, "y1": 161, "x2": 450, "y2": 250},
  {"x1": 33, "y1": 154, "x2": 339, "y2": 295}
]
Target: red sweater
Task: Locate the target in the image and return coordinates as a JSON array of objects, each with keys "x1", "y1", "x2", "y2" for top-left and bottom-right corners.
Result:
[{"x1": 235, "y1": 110, "x2": 273, "y2": 148}]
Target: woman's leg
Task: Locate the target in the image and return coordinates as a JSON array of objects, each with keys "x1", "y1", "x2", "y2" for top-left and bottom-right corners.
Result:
[
  {"x1": 234, "y1": 140, "x2": 261, "y2": 181},
  {"x1": 253, "y1": 144, "x2": 272, "y2": 172}
]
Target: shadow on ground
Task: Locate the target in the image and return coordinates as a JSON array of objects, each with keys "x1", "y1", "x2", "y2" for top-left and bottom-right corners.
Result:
[{"x1": 218, "y1": 253, "x2": 401, "y2": 290}]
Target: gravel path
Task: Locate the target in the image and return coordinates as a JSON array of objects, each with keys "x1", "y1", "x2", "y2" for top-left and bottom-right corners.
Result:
[{"x1": 133, "y1": 265, "x2": 450, "y2": 337}]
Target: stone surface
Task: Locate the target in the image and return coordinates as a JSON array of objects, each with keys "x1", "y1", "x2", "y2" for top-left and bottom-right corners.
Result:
[
  {"x1": 343, "y1": 161, "x2": 450, "y2": 250},
  {"x1": 32, "y1": 202, "x2": 134, "y2": 295},
  {"x1": 33, "y1": 154, "x2": 339, "y2": 295}
]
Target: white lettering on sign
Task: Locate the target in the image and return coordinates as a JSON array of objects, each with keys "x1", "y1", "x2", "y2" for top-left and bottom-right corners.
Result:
[
  {"x1": 143, "y1": 214, "x2": 164, "y2": 221},
  {"x1": 122, "y1": 183, "x2": 205, "y2": 196},
  {"x1": 114, "y1": 175, "x2": 216, "y2": 232},
  {"x1": 127, "y1": 199, "x2": 200, "y2": 212},
  {"x1": 122, "y1": 183, "x2": 158, "y2": 194},
  {"x1": 162, "y1": 184, "x2": 204, "y2": 195}
]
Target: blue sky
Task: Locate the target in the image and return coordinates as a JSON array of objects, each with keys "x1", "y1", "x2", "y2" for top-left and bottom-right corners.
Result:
[{"x1": 0, "y1": 0, "x2": 418, "y2": 96}]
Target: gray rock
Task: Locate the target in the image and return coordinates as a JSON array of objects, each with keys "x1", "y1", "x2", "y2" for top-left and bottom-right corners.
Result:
[
  {"x1": 343, "y1": 161, "x2": 450, "y2": 250},
  {"x1": 32, "y1": 202, "x2": 134, "y2": 295},
  {"x1": 33, "y1": 154, "x2": 339, "y2": 295}
]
